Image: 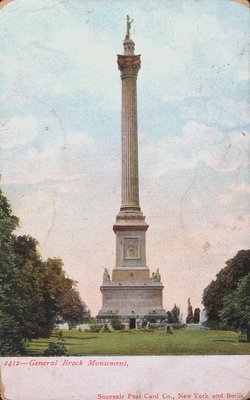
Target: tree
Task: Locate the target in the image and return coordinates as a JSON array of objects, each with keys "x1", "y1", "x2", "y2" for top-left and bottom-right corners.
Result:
[
  {"x1": 167, "y1": 304, "x2": 181, "y2": 323},
  {"x1": 193, "y1": 308, "x2": 201, "y2": 324},
  {"x1": 202, "y1": 250, "x2": 250, "y2": 323},
  {"x1": 43, "y1": 257, "x2": 88, "y2": 327},
  {"x1": 44, "y1": 258, "x2": 88, "y2": 324},
  {"x1": 0, "y1": 188, "x2": 89, "y2": 355},
  {"x1": 0, "y1": 189, "x2": 25, "y2": 355},
  {"x1": 13, "y1": 235, "x2": 49, "y2": 339},
  {"x1": 219, "y1": 273, "x2": 250, "y2": 341}
]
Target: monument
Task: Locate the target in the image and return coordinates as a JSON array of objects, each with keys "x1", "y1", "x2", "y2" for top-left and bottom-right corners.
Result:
[
  {"x1": 186, "y1": 298, "x2": 194, "y2": 324},
  {"x1": 98, "y1": 16, "x2": 166, "y2": 328}
]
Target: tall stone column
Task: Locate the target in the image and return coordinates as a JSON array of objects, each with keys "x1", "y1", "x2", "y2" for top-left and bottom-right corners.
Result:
[
  {"x1": 114, "y1": 20, "x2": 144, "y2": 216},
  {"x1": 118, "y1": 50, "x2": 141, "y2": 211},
  {"x1": 113, "y1": 20, "x2": 148, "y2": 275}
]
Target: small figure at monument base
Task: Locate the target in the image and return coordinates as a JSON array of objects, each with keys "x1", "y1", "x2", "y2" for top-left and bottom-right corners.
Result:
[{"x1": 103, "y1": 268, "x2": 110, "y2": 283}]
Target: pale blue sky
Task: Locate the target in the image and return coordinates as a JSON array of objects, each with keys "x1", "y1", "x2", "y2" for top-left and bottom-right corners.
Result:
[{"x1": 0, "y1": 0, "x2": 249, "y2": 315}]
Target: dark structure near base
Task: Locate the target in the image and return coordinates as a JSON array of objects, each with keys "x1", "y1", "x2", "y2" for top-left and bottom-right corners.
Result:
[{"x1": 98, "y1": 17, "x2": 166, "y2": 327}]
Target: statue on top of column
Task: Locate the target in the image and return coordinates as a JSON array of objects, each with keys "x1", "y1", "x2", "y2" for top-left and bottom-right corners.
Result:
[{"x1": 126, "y1": 15, "x2": 134, "y2": 40}]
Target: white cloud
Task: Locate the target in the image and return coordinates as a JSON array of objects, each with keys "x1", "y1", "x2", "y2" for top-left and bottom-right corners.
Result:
[
  {"x1": 135, "y1": 7, "x2": 249, "y2": 101},
  {"x1": 32, "y1": 26, "x2": 120, "y2": 108},
  {"x1": 1, "y1": 129, "x2": 97, "y2": 185},
  {"x1": 183, "y1": 97, "x2": 250, "y2": 128},
  {"x1": 141, "y1": 121, "x2": 249, "y2": 179},
  {"x1": 191, "y1": 198, "x2": 202, "y2": 208},
  {"x1": 0, "y1": 115, "x2": 38, "y2": 149},
  {"x1": 1, "y1": 1, "x2": 248, "y2": 113},
  {"x1": 231, "y1": 183, "x2": 250, "y2": 194},
  {"x1": 200, "y1": 213, "x2": 250, "y2": 254},
  {"x1": 217, "y1": 194, "x2": 233, "y2": 206}
]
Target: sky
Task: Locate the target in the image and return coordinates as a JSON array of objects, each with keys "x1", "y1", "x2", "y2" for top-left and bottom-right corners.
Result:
[{"x1": 0, "y1": 0, "x2": 249, "y2": 319}]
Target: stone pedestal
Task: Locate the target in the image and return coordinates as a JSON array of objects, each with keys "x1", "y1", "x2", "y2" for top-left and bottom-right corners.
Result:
[{"x1": 99, "y1": 282, "x2": 165, "y2": 320}]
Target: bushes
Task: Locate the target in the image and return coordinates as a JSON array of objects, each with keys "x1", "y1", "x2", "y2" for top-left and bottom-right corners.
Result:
[
  {"x1": 111, "y1": 316, "x2": 125, "y2": 331},
  {"x1": 102, "y1": 324, "x2": 111, "y2": 333},
  {"x1": 172, "y1": 323, "x2": 186, "y2": 330},
  {"x1": 89, "y1": 324, "x2": 103, "y2": 332},
  {"x1": 166, "y1": 305, "x2": 181, "y2": 323},
  {"x1": 43, "y1": 342, "x2": 67, "y2": 356},
  {"x1": 145, "y1": 322, "x2": 186, "y2": 331},
  {"x1": 147, "y1": 323, "x2": 164, "y2": 330}
]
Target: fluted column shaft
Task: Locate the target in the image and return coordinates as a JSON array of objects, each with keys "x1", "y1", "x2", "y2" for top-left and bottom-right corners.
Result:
[{"x1": 118, "y1": 55, "x2": 141, "y2": 211}]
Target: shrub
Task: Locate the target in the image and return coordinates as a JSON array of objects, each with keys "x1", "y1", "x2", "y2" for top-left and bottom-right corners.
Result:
[
  {"x1": 102, "y1": 324, "x2": 111, "y2": 333},
  {"x1": 57, "y1": 330, "x2": 65, "y2": 341},
  {"x1": 238, "y1": 332, "x2": 248, "y2": 342},
  {"x1": 146, "y1": 315, "x2": 157, "y2": 323},
  {"x1": 165, "y1": 325, "x2": 174, "y2": 334},
  {"x1": 43, "y1": 342, "x2": 67, "y2": 356},
  {"x1": 172, "y1": 323, "x2": 186, "y2": 330},
  {"x1": 89, "y1": 324, "x2": 102, "y2": 332},
  {"x1": 147, "y1": 323, "x2": 164, "y2": 330},
  {"x1": 111, "y1": 316, "x2": 125, "y2": 330},
  {"x1": 203, "y1": 320, "x2": 222, "y2": 330}
]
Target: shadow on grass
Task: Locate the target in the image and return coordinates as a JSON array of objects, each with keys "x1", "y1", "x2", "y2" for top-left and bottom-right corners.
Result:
[
  {"x1": 29, "y1": 341, "x2": 51, "y2": 345},
  {"x1": 211, "y1": 338, "x2": 237, "y2": 343},
  {"x1": 30, "y1": 337, "x2": 99, "y2": 347},
  {"x1": 61, "y1": 336, "x2": 98, "y2": 341}
]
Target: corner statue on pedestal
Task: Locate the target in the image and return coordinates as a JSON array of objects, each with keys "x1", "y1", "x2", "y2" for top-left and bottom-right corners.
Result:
[
  {"x1": 103, "y1": 268, "x2": 110, "y2": 283},
  {"x1": 151, "y1": 269, "x2": 161, "y2": 282}
]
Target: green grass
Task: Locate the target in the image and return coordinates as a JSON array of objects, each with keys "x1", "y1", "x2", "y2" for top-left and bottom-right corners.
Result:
[{"x1": 28, "y1": 329, "x2": 250, "y2": 356}]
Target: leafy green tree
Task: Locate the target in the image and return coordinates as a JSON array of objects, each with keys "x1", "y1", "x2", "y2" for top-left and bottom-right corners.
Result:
[
  {"x1": 43, "y1": 257, "x2": 87, "y2": 327},
  {"x1": 13, "y1": 235, "x2": 48, "y2": 338},
  {"x1": 193, "y1": 308, "x2": 200, "y2": 324},
  {"x1": 219, "y1": 273, "x2": 250, "y2": 341},
  {"x1": 0, "y1": 188, "x2": 88, "y2": 355},
  {"x1": 202, "y1": 250, "x2": 250, "y2": 323},
  {"x1": 0, "y1": 189, "x2": 25, "y2": 355},
  {"x1": 167, "y1": 304, "x2": 181, "y2": 323}
]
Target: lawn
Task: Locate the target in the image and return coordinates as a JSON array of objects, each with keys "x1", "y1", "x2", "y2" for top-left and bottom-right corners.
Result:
[{"x1": 28, "y1": 329, "x2": 250, "y2": 356}]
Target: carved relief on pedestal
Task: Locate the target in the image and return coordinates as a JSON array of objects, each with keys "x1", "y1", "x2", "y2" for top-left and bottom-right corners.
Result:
[{"x1": 123, "y1": 237, "x2": 140, "y2": 259}]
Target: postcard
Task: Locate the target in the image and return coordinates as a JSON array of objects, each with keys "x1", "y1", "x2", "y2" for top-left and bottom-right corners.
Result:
[{"x1": 0, "y1": 0, "x2": 249, "y2": 399}]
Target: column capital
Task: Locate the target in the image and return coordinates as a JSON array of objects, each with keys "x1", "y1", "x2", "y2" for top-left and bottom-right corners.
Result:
[{"x1": 117, "y1": 55, "x2": 141, "y2": 72}]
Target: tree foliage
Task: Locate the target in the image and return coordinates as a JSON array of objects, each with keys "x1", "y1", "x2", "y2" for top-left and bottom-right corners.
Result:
[
  {"x1": 13, "y1": 235, "x2": 48, "y2": 339},
  {"x1": 43, "y1": 342, "x2": 67, "y2": 357},
  {"x1": 202, "y1": 250, "x2": 250, "y2": 323},
  {"x1": 219, "y1": 273, "x2": 250, "y2": 341},
  {"x1": 167, "y1": 304, "x2": 181, "y2": 323},
  {"x1": 193, "y1": 308, "x2": 200, "y2": 324},
  {"x1": 0, "y1": 188, "x2": 88, "y2": 355},
  {"x1": 43, "y1": 257, "x2": 88, "y2": 327},
  {"x1": 0, "y1": 189, "x2": 25, "y2": 354}
]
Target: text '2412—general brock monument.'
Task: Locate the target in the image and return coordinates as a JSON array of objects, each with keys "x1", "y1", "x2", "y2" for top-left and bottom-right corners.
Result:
[{"x1": 98, "y1": 16, "x2": 166, "y2": 328}]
